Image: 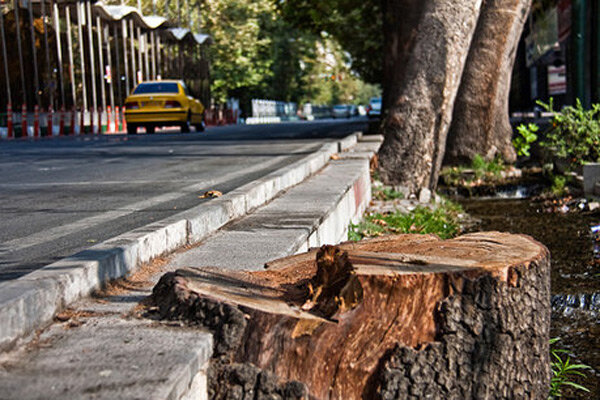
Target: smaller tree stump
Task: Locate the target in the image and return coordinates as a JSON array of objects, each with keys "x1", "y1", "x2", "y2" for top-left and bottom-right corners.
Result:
[{"x1": 151, "y1": 232, "x2": 550, "y2": 399}]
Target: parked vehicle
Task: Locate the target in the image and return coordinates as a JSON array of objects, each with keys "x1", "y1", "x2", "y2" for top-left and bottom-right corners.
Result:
[
  {"x1": 124, "y1": 80, "x2": 205, "y2": 134},
  {"x1": 367, "y1": 97, "x2": 382, "y2": 118},
  {"x1": 331, "y1": 104, "x2": 351, "y2": 118}
]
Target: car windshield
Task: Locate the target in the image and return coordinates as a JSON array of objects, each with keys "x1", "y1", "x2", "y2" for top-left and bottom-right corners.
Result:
[
  {"x1": 370, "y1": 98, "x2": 381, "y2": 104},
  {"x1": 133, "y1": 82, "x2": 179, "y2": 94},
  {"x1": 334, "y1": 105, "x2": 347, "y2": 110}
]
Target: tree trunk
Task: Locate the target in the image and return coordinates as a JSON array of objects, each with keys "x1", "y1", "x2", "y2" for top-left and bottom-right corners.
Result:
[
  {"x1": 377, "y1": 0, "x2": 482, "y2": 192},
  {"x1": 150, "y1": 232, "x2": 550, "y2": 400},
  {"x1": 444, "y1": 0, "x2": 532, "y2": 165}
]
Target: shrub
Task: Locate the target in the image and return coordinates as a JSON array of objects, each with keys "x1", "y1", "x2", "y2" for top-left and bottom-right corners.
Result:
[
  {"x1": 538, "y1": 98, "x2": 600, "y2": 166},
  {"x1": 513, "y1": 123, "x2": 539, "y2": 157}
]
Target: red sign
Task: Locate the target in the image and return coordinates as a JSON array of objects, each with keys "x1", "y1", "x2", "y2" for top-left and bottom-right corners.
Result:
[{"x1": 557, "y1": 0, "x2": 572, "y2": 42}]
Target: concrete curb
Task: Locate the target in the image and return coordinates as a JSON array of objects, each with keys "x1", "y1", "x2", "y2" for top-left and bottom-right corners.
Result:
[{"x1": 0, "y1": 132, "x2": 363, "y2": 351}]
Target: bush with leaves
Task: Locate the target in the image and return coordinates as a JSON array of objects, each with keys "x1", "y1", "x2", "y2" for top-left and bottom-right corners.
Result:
[
  {"x1": 538, "y1": 98, "x2": 600, "y2": 166},
  {"x1": 513, "y1": 123, "x2": 538, "y2": 157}
]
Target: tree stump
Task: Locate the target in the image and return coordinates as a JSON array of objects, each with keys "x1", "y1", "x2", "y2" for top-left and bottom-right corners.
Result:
[{"x1": 150, "y1": 232, "x2": 550, "y2": 399}]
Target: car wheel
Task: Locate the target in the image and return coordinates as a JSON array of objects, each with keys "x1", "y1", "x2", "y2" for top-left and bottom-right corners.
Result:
[
  {"x1": 127, "y1": 124, "x2": 137, "y2": 135},
  {"x1": 194, "y1": 122, "x2": 205, "y2": 132},
  {"x1": 181, "y1": 112, "x2": 191, "y2": 133},
  {"x1": 145, "y1": 125, "x2": 155, "y2": 134}
]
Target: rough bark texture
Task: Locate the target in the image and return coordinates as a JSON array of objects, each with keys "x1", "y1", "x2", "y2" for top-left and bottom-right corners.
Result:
[
  {"x1": 444, "y1": 0, "x2": 532, "y2": 165},
  {"x1": 378, "y1": 0, "x2": 482, "y2": 192},
  {"x1": 376, "y1": 256, "x2": 550, "y2": 399},
  {"x1": 150, "y1": 233, "x2": 550, "y2": 400}
]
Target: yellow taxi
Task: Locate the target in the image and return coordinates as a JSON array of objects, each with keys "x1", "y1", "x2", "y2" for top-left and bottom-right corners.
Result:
[{"x1": 124, "y1": 80, "x2": 205, "y2": 134}]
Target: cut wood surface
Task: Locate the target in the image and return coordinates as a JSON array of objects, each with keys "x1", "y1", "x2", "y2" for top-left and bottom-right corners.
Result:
[{"x1": 151, "y1": 232, "x2": 550, "y2": 400}]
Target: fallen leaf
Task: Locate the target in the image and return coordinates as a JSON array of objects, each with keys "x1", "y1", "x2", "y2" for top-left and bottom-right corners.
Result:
[
  {"x1": 330, "y1": 154, "x2": 340, "y2": 160},
  {"x1": 372, "y1": 219, "x2": 388, "y2": 227},
  {"x1": 199, "y1": 190, "x2": 223, "y2": 199}
]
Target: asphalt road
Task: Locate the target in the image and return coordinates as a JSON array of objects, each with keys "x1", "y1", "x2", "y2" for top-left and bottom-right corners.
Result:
[{"x1": 0, "y1": 118, "x2": 368, "y2": 281}]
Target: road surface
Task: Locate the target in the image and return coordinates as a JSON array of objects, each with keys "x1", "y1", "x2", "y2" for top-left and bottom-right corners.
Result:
[{"x1": 0, "y1": 119, "x2": 368, "y2": 281}]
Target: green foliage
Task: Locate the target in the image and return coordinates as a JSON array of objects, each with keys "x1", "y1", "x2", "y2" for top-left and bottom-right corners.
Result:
[
  {"x1": 279, "y1": 0, "x2": 382, "y2": 84},
  {"x1": 513, "y1": 123, "x2": 539, "y2": 157},
  {"x1": 538, "y1": 98, "x2": 600, "y2": 166},
  {"x1": 348, "y1": 199, "x2": 463, "y2": 241},
  {"x1": 550, "y1": 175, "x2": 567, "y2": 197},
  {"x1": 549, "y1": 338, "x2": 590, "y2": 398},
  {"x1": 200, "y1": 0, "x2": 277, "y2": 103},
  {"x1": 372, "y1": 186, "x2": 404, "y2": 201},
  {"x1": 441, "y1": 155, "x2": 507, "y2": 186}
]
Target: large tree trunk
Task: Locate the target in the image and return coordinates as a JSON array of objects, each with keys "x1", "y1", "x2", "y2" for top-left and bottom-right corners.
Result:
[
  {"x1": 378, "y1": 0, "x2": 482, "y2": 192},
  {"x1": 151, "y1": 232, "x2": 550, "y2": 400},
  {"x1": 444, "y1": 0, "x2": 531, "y2": 165}
]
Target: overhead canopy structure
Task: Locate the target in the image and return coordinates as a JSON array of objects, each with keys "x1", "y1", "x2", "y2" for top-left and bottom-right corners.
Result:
[
  {"x1": 92, "y1": 2, "x2": 212, "y2": 45},
  {"x1": 93, "y1": 3, "x2": 168, "y2": 30},
  {"x1": 165, "y1": 28, "x2": 214, "y2": 45}
]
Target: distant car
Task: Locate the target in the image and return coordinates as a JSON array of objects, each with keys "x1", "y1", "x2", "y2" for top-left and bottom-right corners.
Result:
[
  {"x1": 367, "y1": 97, "x2": 382, "y2": 118},
  {"x1": 331, "y1": 104, "x2": 351, "y2": 119},
  {"x1": 124, "y1": 80, "x2": 205, "y2": 134}
]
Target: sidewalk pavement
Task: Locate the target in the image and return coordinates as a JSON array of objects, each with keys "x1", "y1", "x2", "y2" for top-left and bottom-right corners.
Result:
[{"x1": 0, "y1": 133, "x2": 382, "y2": 399}]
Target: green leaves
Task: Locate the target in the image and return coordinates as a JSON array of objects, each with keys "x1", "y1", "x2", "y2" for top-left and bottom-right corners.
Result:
[
  {"x1": 513, "y1": 123, "x2": 539, "y2": 157},
  {"x1": 539, "y1": 98, "x2": 600, "y2": 166},
  {"x1": 549, "y1": 337, "x2": 591, "y2": 398}
]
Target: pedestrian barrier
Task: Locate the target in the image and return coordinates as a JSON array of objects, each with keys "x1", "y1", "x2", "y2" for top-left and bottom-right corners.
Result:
[
  {"x1": 90, "y1": 108, "x2": 95, "y2": 135},
  {"x1": 59, "y1": 108, "x2": 65, "y2": 136},
  {"x1": 7, "y1": 103, "x2": 13, "y2": 139},
  {"x1": 33, "y1": 105, "x2": 40, "y2": 138},
  {"x1": 21, "y1": 104, "x2": 27, "y2": 137},
  {"x1": 203, "y1": 108, "x2": 238, "y2": 127},
  {"x1": 80, "y1": 109, "x2": 85, "y2": 135},
  {"x1": 70, "y1": 108, "x2": 76, "y2": 135},
  {"x1": 97, "y1": 108, "x2": 102, "y2": 134},
  {"x1": 107, "y1": 106, "x2": 113, "y2": 133},
  {"x1": 113, "y1": 107, "x2": 119, "y2": 133},
  {"x1": 47, "y1": 106, "x2": 54, "y2": 137},
  {"x1": 121, "y1": 107, "x2": 127, "y2": 132},
  {"x1": 2, "y1": 103, "x2": 247, "y2": 140}
]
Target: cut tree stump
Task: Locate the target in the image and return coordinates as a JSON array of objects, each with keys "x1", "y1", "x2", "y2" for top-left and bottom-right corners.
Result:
[{"x1": 150, "y1": 232, "x2": 550, "y2": 400}]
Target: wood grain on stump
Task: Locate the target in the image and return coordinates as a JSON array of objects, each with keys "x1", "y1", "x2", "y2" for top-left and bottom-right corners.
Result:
[{"x1": 151, "y1": 232, "x2": 550, "y2": 400}]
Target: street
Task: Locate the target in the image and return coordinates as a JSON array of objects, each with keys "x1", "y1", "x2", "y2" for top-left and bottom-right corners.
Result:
[{"x1": 0, "y1": 119, "x2": 367, "y2": 281}]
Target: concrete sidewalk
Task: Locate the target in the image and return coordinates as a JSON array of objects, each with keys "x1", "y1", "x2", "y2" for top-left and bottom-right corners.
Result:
[{"x1": 0, "y1": 134, "x2": 382, "y2": 399}]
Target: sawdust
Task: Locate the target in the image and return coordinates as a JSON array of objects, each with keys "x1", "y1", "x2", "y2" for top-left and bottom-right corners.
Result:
[{"x1": 93, "y1": 255, "x2": 171, "y2": 297}]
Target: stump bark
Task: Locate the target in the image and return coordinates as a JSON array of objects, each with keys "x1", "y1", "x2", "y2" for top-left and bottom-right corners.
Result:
[{"x1": 151, "y1": 232, "x2": 550, "y2": 400}]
